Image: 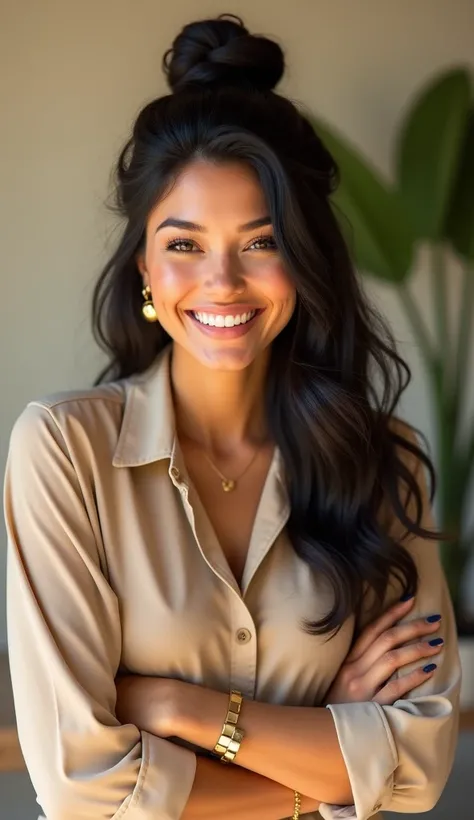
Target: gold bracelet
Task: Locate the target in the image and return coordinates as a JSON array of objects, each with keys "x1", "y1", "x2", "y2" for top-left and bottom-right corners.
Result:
[
  {"x1": 293, "y1": 790, "x2": 301, "y2": 820},
  {"x1": 213, "y1": 690, "x2": 245, "y2": 764}
]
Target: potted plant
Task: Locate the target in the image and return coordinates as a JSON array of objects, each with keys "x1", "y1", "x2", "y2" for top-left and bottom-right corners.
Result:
[{"x1": 311, "y1": 66, "x2": 474, "y2": 705}]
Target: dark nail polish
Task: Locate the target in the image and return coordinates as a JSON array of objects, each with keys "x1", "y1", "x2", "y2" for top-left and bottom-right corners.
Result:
[
  {"x1": 426, "y1": 614, "x2": 441, "y2": 623},
  {"x1": 423, "y1": 663, "x2": 437, "y2": 673},
  {"x1": 428, "y1": 638, "x2": 444, "y2": 646},
  {"x1": 400, "y1": 594, "x2": 414, "y2": 602}
]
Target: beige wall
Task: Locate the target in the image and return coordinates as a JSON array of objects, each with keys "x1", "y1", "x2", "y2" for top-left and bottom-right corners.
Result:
[{"x1": 1, "y1": 0, "x2": 474, "y2": 648}]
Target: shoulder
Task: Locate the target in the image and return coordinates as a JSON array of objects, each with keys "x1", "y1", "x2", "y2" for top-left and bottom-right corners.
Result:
[
  {"x1": 388, "y1": 414, "x2": 419, "y2": 445},
  {"x1": 382, "y1": 415, "x2": 435, "y2": 536},
  {"x1": 8, "y1": 379, "x2": 128, "y2": 464},
  {"x1": 387, "y1": 415, "x2": 424, "y2": 474},
  {"x1": 376, "y1": 414, "x2": 433, "y2": 530}
]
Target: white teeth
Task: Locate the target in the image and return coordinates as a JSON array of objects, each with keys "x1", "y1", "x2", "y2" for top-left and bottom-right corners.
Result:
[{"x1": 193, "y1": 310, "x2": 256, "y2": 328}]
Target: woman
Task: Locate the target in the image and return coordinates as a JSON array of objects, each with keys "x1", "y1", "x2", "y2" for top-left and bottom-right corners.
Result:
[{"x1": 5, "y1": 14, "x2": 460, "y2": 820}]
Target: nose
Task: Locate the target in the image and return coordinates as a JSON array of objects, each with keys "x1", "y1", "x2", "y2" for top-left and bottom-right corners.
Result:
[{"x1": 203, "y1": 253, "x2": 245, "y2": 296}]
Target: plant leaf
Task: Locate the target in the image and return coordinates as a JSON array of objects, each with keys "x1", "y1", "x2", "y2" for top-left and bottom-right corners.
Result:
[
  {"x1": 396, "y1": 67, "x2": 471, "y2": 240},
  {"x1": 312, "y1": 118, "x2": 415, "y2": 282},
  {"x1": 444, "y1": 109, "x2": 474, "y2": 260}
]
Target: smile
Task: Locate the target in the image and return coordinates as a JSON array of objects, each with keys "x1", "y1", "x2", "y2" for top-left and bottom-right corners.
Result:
[
  {"x1": 192, "y1": 310, "x2": 256, "y2": 327},
  {"x1": 185, "y1": 307, "x2": 264, "y2": 339}
]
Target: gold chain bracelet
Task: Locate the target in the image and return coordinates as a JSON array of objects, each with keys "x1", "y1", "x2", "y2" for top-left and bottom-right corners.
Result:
[
  {"x1": 213, "y1": 690, "x2": 245, "y2": 764},
  {"x1": 293, "y1": 790, "x2": 301, "y2": 820}
]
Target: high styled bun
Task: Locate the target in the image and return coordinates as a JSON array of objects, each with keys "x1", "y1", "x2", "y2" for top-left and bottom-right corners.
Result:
[{"x1": 163, "y1": 14, "x2": 285, "y2": 94}]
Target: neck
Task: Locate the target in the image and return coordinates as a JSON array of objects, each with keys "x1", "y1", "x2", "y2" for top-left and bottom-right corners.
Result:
[{"x1": 170, "y1": 344, "x2": 270, "y2": 454}]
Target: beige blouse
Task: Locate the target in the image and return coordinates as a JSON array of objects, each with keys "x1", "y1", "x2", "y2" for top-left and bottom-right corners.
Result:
[{"x1": 4, "y1": 346, "x2": 460, "y2": 820}]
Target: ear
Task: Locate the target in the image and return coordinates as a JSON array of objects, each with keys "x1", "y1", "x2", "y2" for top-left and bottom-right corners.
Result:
[{"x1": 136, "y1": 253, "x2": 148, "y2": 287}]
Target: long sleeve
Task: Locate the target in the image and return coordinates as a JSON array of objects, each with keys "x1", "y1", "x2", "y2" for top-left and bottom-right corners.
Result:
[
  {"x1": 319, "y1": 431, "x2": 461, "y2": 820},
  {"x1": 4, "y1": 403, "x2": 197, "y2": 820}
]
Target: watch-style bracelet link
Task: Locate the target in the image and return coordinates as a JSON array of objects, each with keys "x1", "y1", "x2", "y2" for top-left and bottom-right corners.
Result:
[{"x1": 213, "y1": 690, "x2": 245, "y2": 763}]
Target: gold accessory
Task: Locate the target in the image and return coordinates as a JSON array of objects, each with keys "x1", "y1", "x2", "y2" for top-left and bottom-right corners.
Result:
[
  {"x1": 203, "y1": 448, "x2": 259, "y2": 492},
  {"x1": 213, "y1": 690, "x2": 245, "y2": 763},
  {"x1": 141, "y1": 285, "x2": 158, "y2": 322},
  {"x1": 293, "y1": 790, "x2": 301, "y2": 820}
]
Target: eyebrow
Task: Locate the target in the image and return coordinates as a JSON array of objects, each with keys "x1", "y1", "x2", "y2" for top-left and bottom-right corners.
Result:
[{"x1": 155, "y1": 216, "x2": 272, "y2": 233}]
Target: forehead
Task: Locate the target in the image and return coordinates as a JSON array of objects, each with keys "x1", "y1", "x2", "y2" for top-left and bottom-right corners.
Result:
[{"x1": 150, "y1": 159, "x2": 268, "y2": 224}]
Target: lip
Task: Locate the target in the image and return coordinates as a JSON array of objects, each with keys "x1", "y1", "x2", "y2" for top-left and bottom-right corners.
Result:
[
  {"x1": 185, "y1": 307, "x2": 264, "y2": 339},
  {"x1": 186, "y1": 304, "x2": 263, "y2": 316}
]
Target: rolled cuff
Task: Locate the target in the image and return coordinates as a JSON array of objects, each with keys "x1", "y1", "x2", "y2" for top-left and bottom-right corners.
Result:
[
  {"x1": 318, "y1": 702, "x2": 396, "y2": 820},
  {"x1": 123, "y1": 731, "x2": 197, "y2": 820}
]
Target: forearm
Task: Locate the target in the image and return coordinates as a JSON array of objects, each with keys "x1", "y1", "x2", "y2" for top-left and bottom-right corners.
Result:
[
  {"x1": 178, "y1": 691, "x2": 352, "y2": 804},
  {"x1": 115, "y1": 676, "x2": 351, "y2": 807},
  {"x1": 182, "y1": 756, "x2": 319, "y2": 820}
]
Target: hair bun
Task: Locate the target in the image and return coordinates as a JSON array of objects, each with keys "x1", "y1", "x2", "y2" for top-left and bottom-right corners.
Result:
[{"x1": 163, "y1": 14, "x2": 285, "y2": 94}]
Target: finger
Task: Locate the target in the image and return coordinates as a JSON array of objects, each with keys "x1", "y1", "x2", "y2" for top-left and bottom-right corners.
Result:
[
  {"x1": 361, "y1": 635, "x2": 444, "y2": 690},
  {"x1": 354, "y1": 615, "x2": 442, "y2": 675},
  {"x1": 373, "y1": 662, "x2": 438, "y2": 705},
  {"x1": 348, "y1": 597, "x2": 416, "y2": 663}
]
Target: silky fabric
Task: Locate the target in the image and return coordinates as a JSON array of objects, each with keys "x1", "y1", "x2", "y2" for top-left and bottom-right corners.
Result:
[{"x1": 4, "y1": 346, "x2": 460, "y2": 820}]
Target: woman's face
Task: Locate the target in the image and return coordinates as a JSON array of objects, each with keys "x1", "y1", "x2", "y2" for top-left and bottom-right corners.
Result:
[{"x1": 137, "y1": 159, "x2": 296, "y2": 371}]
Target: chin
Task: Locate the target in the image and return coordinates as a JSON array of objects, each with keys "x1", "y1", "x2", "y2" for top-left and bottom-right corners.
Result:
[{"x1": 194, "y1": 343, "x2": 263, "y2": 371}]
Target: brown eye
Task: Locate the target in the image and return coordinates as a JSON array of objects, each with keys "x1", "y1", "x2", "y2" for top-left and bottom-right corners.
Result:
[
  {"x1": 247, "y1": 236, "x2": 277, "y2": 251},
  {"x1": 166, "y1": 239, "x2": 200, "y2": 253}
]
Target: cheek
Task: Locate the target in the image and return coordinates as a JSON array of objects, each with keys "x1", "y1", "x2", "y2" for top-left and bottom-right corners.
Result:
[
  {"x1": 258, "y1": 264, "x2": 296, "y2": 307},
  {"x1": 150, "y1": 261, "x2": 195, "y2": 305}
]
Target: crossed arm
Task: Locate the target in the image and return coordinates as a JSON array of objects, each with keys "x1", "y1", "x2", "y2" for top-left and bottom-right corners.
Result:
[
  {"x1": 6, "y1": 409, "x2": 459, "y2": 820},
  {"x1": 115, "y1": 675, "x2": 352, "y2": 817}
]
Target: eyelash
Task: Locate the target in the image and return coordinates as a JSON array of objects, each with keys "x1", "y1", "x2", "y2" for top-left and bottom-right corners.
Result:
[{"x1": 165, "y1": 235, "x2": 277, "y2": 253}]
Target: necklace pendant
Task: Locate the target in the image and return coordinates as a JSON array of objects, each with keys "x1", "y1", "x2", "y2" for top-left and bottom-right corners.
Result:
[{"x1": 222, "y1": 479, "x2": 235, "y2": 492}]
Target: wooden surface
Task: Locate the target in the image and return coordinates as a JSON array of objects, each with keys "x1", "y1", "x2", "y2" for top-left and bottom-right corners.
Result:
[
  {"x1": 0, "y1": 728, "x2": 24, "y2": 772},
  {"x1": 460, "y1": 709, "x2": 474, "y2": 731}
]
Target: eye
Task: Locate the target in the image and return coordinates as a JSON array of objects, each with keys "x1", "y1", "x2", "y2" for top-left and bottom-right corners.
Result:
[
  {"x1": 165, "y1": 238, "x2": 201, "y2": 253},
  {"x1": 246, "y1": 235, "x2": 277, "y2": 251}
]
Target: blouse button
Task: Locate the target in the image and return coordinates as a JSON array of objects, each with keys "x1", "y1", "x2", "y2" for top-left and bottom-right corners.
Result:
[
  {"x1": 236, "y1": 628, "x2": 252, "y2": 644},
  {"x1": 170, "y1": 466, "x2": 180, "y2": 479}
]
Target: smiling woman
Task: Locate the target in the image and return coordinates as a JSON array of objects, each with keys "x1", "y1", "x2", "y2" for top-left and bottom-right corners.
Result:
[
  {"x1": 4, "y1": 12, "x2": 460, "y2": 820},
  {"x1": 136, "y1": 161, "x2": 296, "y2": 370}
]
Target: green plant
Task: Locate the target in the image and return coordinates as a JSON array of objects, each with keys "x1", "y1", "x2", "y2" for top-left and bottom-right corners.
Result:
[{"x1": 311, "y1": 67, "x2": 474, "y2": 627}]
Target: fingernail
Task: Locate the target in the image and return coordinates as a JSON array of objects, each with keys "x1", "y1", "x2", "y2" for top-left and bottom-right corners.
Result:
[
  {"x1": 423, "y1": 663, "x2": 437, "y2": 673},
  {"x1": 400, "y1": 594, "x2": 414, "y2": 602},
  {"x1": 428, "y1": 638, "x2": 444, "y2": 646},
  {"x1": 426, "y1": 614, "x2": 441, "y2": 623}
]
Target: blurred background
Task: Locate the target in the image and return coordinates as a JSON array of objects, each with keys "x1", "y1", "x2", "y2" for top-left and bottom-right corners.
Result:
[{"x1": 1, "y1": 1, "x2": 473, "y2": 817}]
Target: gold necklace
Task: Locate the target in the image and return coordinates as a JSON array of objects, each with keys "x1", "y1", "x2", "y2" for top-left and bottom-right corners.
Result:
[{"x1": 203, "y1": 448, "x2": 260, "y2": 492}]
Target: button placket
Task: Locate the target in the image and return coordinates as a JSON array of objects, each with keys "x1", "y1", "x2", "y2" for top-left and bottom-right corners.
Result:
[
  {"x1": 230, "y1": 598, "x2": 257, "y2": 700},
  {"x1": 236, "y1": 628, "x2": 252, "y2": 644}
]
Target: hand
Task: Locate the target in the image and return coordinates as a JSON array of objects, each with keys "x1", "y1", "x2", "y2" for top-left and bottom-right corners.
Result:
[
  {"x1": 115, "y1": 674, "x2": 180, "y2": 736},
  {"x1": 324, "y1": 596, "x2": 444, "y2": 706}
]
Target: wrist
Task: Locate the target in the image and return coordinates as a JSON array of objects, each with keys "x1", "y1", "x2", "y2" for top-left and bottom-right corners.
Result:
[
  {"x1": 213, "y1": 689, "x2": 246, "y2": 764},
  {"x1": 169, "y1": 678, "x2": 193, "y2": 738},
  {"x1": 173, "y1": 682, "x2": 229, "y2": 750},
  {"x1": 151, "y1": 678, "x2": 183, "y2": 737}
]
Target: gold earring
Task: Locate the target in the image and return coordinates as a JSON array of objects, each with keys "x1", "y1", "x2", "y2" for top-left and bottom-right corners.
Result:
[{"x1": 141, "y1": 286, "x2": 158, "y2": 322}]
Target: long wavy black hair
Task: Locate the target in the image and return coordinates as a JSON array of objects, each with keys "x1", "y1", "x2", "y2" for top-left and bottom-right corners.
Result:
[{"x1": 92, "y1": 14, "x2": 440, "y2": 636}]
